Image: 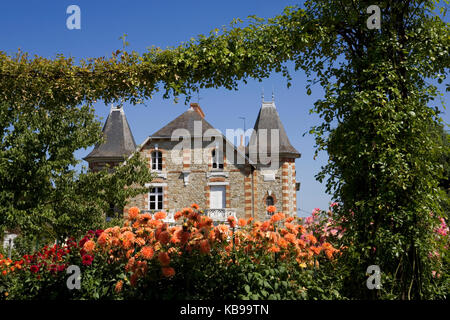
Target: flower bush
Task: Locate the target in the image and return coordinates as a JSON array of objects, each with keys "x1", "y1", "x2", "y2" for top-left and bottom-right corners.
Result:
[{"x1": 1, "y1": 204, "x2": 347, "y2": 300}]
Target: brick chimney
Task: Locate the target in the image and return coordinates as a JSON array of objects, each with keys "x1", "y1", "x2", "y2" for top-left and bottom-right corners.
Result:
[
  {"x1": 190, "y1": 103, "x2": 205, "y2": 118},
  {"x1": 238, "y1": 135, "x2": 245, "y2": 153}
]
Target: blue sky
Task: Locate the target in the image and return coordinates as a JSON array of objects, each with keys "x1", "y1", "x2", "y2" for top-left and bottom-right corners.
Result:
[{"x1": 1, "y1": 1, "x2": 448, "y2": 216}]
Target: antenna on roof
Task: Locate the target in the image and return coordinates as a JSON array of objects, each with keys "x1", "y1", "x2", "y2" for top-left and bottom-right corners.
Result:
[
  {"x1": 272, "y1": 86, "x2": 274, "y2": 102},
  {"x1": 261, "y1": 88, "x2": 264, "y2": 102}
]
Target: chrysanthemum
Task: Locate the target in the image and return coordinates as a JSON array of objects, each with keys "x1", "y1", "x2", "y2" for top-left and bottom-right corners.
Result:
[
  {"x1": 227, "y1": 216, "x2": 237, "y2": 228},
  {"x1": 154, "y1": 211, "x2": 167, "y2": 220},
  {"x1": 267, "y1": 206, "x2": 277, "y2": 214},
  {"x1": 191, "y1": 203, "x2": 199, "y2": 210},
  {"x1": 140, "y1": 246, "x2": 154, "y2": 260},
  {"x1": 238, "y1": 218, "x2": 247, "y2": 227},
  {"x1": 174, "y1": 211, "x2": 183, "y2": 220},
  {"x1": 128, "y1": 207, "x2": 140, "y2": 220},
  {"x1": 83, "y1": 240, "x2": 96, "y2": 253}
]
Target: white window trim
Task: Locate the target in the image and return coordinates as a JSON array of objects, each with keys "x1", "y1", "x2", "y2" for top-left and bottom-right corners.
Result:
[
  {"x1": 207, "y1": 182, "x2": 229, "y2": 186},
  {"x1": 148, "y1": 185, "x2": 164, "y2": 211}
]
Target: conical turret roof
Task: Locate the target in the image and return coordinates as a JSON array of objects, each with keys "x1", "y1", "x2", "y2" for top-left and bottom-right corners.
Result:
[
  {"x1": 84, "y1": 105, "x2": 136, "y2": 162},
  {"x1": 247, "y1": 100, "x2": 300, "y2": 158}
]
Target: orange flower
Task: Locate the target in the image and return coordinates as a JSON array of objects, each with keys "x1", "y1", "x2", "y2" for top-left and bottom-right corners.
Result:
[
  {"x1": 154, "y1": 211, "x2": 167, "y2": 220},
  {"x1": 115, "y1": 280, "x2": 123, "y2": 293},
  {"x1": 238, "y1": 218, "x2": 247, "y2": 227},
  {"x1": 199, "y1": 239, "x2": 211, "y2": 254},
  {"x1": 227, "y1": 216, "x2": 237, "y2": 228},
  {"x1": 311, "y1": 246, "x2": 322, "y2": 255},
  {"x1": 141, "y1": 246, "x2": 154, "y2": 260},
  {"x1": 2, "y1": 270, "x2": 7, "y2": 276},
  {"x1": 325, "y1": 249, "x2": 334, "y2": 259},
  {"x1": 128, "y1": 207, "x2": 140, "y2": 220},
  {"x1": 267, "y1": 206, "x2": 277, "y2": 214},
  {"x1": 158, "y1": 231, "x2": 171, "y2": 245},
  {"x1": 182, "y1": 207, "x2": 193, "y2": 217},
  {"x1": 162, "y1": 267, "x2": 175, "y2": 277},
  {"x1": 83, "y1": 240, "x2": 96, "y2": 253},
  {"x1": 306, "y1": 234, "x2": 317, "y2": 244},
  {"x1": 191, "y1": 203, "x2": 199, "y2": 210},
  {"x1": 174, "y1": 211, "x2": 183, "y2": 220},
  {"x1": 268, "y1": 245, "x2": 280, "y2": 253},
  {"x1": 158, "y1": 252, "x2": 170, "y2": 266}
]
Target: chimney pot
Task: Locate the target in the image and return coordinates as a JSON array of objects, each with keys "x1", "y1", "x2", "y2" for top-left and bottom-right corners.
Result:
[{"x1": 190, "y1": 103, "x2": 205, "y2": 118}]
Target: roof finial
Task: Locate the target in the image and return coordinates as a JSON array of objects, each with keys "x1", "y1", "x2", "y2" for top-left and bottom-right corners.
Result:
[
  {"x1": 261, "y1": 88, "x2": 264, "y2": 102},
  {"x1": 272, "y1": 86, "x2": 274, "y2": 102}
]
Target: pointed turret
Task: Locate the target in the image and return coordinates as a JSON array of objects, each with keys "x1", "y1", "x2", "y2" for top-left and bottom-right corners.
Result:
[
  {"x1": 84, "y1": 105, "x2": 136, "y2": 170},
  {"x1": 247, "y1": 100, "x2": 300, "y2": 160}
]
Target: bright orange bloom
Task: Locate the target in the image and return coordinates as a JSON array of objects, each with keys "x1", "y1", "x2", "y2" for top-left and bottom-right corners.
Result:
[
  {"x1": 158, "y1": 252, "x2": 170, "y2": 266},
  {"x1": 199, "y1": 239, "x2": 211, "y2": 254},
  {"x1": 238, "y1": 218, "x2": 247, "y2": 227},
  {"x1": 284, "y1": 233, "x2": 296, "y2": 244},
  {"x1": 162, "y1": 267, "x2": 175, "y2": 277},
  {"x1": 285, "y1": 216, "x2": 295, "y2": 223},
  {"x1": 306, "y1": 234, "x2": 317, "y2": 244},
  {"x1": 325, "y1": 249, "x2": 334, "y2": 259},
  {"x1": 83, "y1": 240, "x2": 96, "y2": 253},
  {"x1": 267, "y1": 206, "x2": 277, "y2": 214},
  {"x1": 268, "y1": 245, "x2": 280, "y2": 253},
  {"x1": 128, "y1": 207, "x2": 140, "y2": 220},
  {"x1": 297, "y1": 239, "x2": 306, "y2": 248},
  {"x1": 174, "y1": 211, "x2": 183, "y2": 220},
  {"x1": 115, "y1": 280, "x2": 124, "y2": 293},
  {"x1": 2, "y1": 270, "x2": 7, "y2": 276},
  {"x1": 10, "y1": 266, "x2": 15, "y2": 272},
  {"x1": 227, "y1": 216, "x2": 237, "y2": 228},
  {"x1": 311, "y1": 246, "x2": 322, "y2": 255},
  {"x1": 140, "y1": 246, "x2": 154, "y2": 260},
  {"x1": 97, "y1": 233, "x2": 108, "y2": 246},
  {"x1": 182, "y1": 207, "x2": 193, "y2": 217},
  {"x1": 154, "y1": 211, "x2": 167, "y2": 220},
  {"x1": 191, "y1": 203, "x2": 199, "y2": 210}
]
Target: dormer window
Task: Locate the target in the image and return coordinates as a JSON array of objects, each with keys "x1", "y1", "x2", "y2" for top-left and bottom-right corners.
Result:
[
  {"x1": 151, "y1": 151, "x2": 162, "y2": 171},
  {"x1": 212, "y1": 149, "x2": 223, "y2": 170}
]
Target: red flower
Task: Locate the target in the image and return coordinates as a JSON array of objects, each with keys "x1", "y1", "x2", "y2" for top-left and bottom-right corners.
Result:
[
  {"x1": 30, "y1": 265, "x2": 39, "y2": 273},
  {"x1": 82, "y1": 255, "x2": 94, "y2": 266}
]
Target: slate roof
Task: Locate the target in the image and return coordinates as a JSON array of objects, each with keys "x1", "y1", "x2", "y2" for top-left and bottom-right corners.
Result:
[
  {"x1": 150, "y1": 106, "x2": 217, "y2": 138},
  {"x1": 84, "y1": 106, "x2": 137, "y2": 161},
  {"x1": 247, "y1": 101, "x2": 300, "y2": 158}
]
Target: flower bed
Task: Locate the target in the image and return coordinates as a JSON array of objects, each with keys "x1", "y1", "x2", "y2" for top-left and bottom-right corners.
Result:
[{"x1": 1, "y1": 204, "x2": 346, "y2": 300}]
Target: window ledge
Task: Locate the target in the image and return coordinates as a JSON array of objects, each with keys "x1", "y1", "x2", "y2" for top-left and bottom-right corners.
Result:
[
  {"x1": 207, "y1": 171, "x2": 229, "y2": 178},
  {"x1": 151, "y1": 171, "x2": 167, "y2": 179}
]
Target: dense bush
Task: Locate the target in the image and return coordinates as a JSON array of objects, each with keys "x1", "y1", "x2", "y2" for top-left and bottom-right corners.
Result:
[{"x1": 0, "y1": 204, "x2": 345, "y2": 300}]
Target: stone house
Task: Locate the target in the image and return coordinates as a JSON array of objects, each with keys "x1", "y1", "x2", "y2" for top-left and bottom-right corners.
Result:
[{"x1": 84, "y1": 100, "x2": 300, "y2": 222}]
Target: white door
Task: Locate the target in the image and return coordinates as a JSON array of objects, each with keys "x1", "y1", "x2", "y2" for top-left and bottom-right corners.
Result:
[{"x1": 210, "y1": 185, "x2": 226, "y2": 209}]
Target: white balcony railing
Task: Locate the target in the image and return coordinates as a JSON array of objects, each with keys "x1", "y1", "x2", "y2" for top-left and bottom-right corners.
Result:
[
  {"x1": 205, "y1": 208, "x2": 237, "y2": 222},
  {"x1": 141, "y1": 208, "x2": 236, "y2": 225}
]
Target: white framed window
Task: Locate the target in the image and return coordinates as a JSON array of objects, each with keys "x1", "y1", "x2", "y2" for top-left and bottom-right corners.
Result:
[
  {"x1": 151, "y1": 151, "x2": 162, "y2": 171},
  {"x1": 149, "y1": 187, "x2": 163, "y2": 210},
  {"x1": 211, "y1": 149, "x2": 223, "y2": 170}
]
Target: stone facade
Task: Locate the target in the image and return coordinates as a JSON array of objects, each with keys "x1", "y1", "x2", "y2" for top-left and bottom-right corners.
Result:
[{"x1": 87, "y1": 101, "x2": 301, "y2": 220}]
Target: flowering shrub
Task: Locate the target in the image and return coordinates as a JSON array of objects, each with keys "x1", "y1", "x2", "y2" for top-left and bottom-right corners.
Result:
[{"x1": 1, "y1": 204, "x2": 347, "y2": 300}]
